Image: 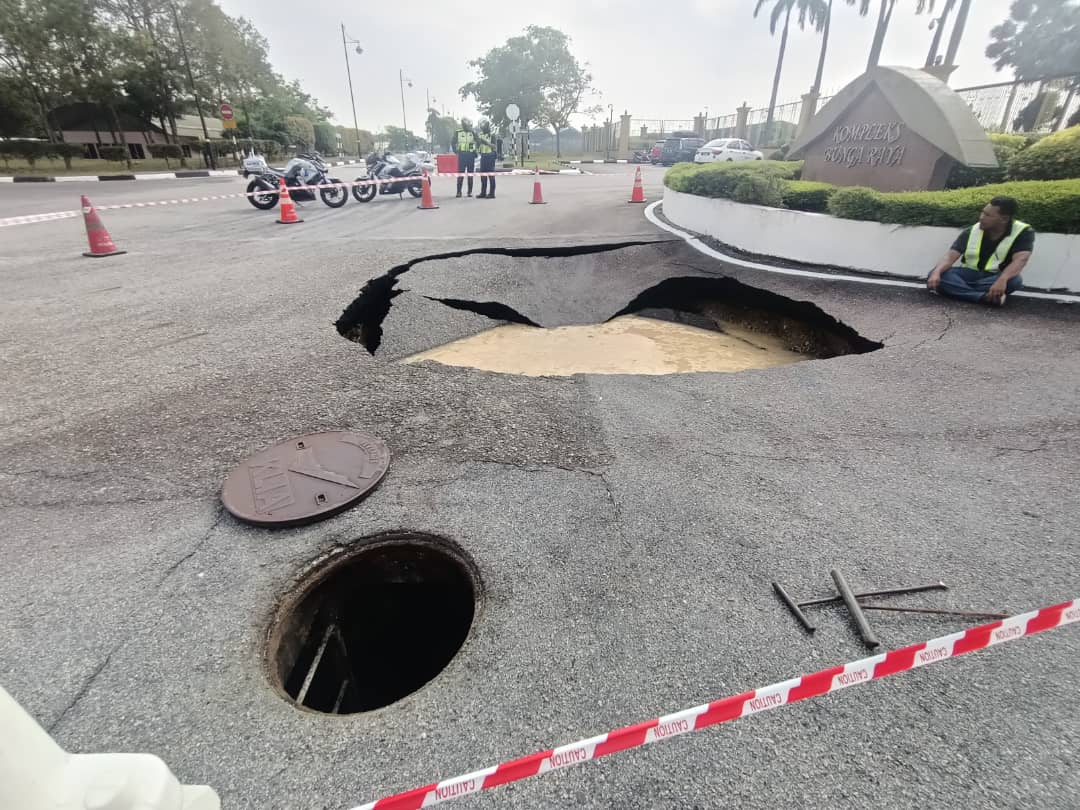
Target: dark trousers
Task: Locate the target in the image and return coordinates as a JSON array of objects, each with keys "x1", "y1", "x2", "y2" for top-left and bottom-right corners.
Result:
[
  {"x1": 456, "y1": 154, "x2": 475, "y2": 195},
  {"x1": 479, "y1": 153, "x2": 497, "y2": 196}
]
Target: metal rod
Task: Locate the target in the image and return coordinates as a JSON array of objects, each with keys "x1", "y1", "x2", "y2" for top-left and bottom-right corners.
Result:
[
  {"x1": 859, "y1": 605, "x2": 1009, "y2": 620},
  {"x1": 772, "y1": 581, "x2": 816, "y2": 633},
  {"x1": 831, "y1": 569, "x2": 879, "y2": 649},
  {"x1": 799, "y1": 581, "x2": 947, "y2": 609}
]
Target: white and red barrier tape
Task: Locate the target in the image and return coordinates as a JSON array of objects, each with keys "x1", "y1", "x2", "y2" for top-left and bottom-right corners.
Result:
[
  {"x1": 349, "y1": 599, "x2": 1078, "y2": 810},
  {"x1": 0, "y1": 171, "x2": 568, "y2": 228}
]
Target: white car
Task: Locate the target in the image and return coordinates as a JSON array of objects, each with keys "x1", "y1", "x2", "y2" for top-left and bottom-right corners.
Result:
[{"x1": 694, "y1": 138, "x2": 764, "y2": 163}]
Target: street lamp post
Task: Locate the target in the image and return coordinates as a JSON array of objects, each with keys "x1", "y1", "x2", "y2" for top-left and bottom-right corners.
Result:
[
  {"x1": 399, "y1": 69, "x2": 413, "y2": 137},
  {"x1": 606, "y1": 104, "x2": 614, "y2": 161},
  {"x1": 169, "y1": 0, "x2": 214, "y2": 169},
  {"x1": 340, "y1": 25, "x2": 363, "y2": 158}
]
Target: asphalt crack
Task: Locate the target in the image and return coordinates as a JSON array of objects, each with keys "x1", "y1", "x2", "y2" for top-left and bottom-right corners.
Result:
[
  {"x1": 47, "y1": 645, "x2": 119, "y2": 733},
  {"x1": 156, "y1": 502, "x2": 226, "y2": 588}
]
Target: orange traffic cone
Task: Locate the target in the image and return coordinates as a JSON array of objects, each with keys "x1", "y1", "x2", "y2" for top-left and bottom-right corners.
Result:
[
  {"x1": 81, "y1": 196, "x2": 126, "y2": 258},
  {"x1": 276, "y1": 178, "x2": 303, "y2": 224},
  {"x1": 628, "y1": 167, "x2": 646, "y2": 203},
  {"x1": 417, "y1": 171, "x2": 439, "y2": 210},
  {"x1": 529, "y1": 166, "x2": 546, "y2": 205}
]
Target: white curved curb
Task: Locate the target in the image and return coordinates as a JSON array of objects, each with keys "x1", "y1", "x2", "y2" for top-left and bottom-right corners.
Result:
[{"x1": 644, "y1": 201, "x2": 1080, "y2": 304}]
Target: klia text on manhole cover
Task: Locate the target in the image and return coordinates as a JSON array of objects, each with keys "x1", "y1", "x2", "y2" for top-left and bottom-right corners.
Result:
[{"x1": 221, "y1": 430, "x2": 390, "y2": 527}]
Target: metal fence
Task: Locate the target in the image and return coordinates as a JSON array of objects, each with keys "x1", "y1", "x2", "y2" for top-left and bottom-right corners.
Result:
[
  {"x1": 954, "y1": 75, "x2": 1079, "y2": 134},
  {"x1": 624, "y1": 72, "x2": 1079, "y2": 154}
]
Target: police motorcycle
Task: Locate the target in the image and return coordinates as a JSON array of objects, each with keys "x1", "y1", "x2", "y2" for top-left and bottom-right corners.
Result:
[
  {"x1": 246, "y1": 152, "x2": 349, "y2": 210},
  {"x1": 351, "y1": 151, "x2": 424, "y2": 202}
]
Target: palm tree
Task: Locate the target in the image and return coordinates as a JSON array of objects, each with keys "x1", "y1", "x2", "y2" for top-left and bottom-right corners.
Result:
[
  {"x1": 754, "y1": 0, "x2": 829, "y2": 144},
  {"x1": 853, "y1": 0, "x2": 940, "y2": 71}
]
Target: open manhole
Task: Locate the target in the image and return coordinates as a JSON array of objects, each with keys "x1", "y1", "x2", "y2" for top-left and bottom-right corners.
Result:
[{"x1": 266, "y1": 533, "x2": 480, "y2": 714}]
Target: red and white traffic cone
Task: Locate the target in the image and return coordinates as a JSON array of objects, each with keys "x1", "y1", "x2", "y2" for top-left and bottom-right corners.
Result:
[
  {"x1": 529, "y1": 166, "x2": 546, "y2": 205},
  {"x1": 417, "y1": 171, "x2": 439, "y2": 210},
  {"x1": 628, "y1": 166, "x2": 646, "y2": 204},
  {"x1": 80, "y1": 196, "x2": 126, "y2": 258},
  {"x1": 276, "y1": 178, "x2": 303, "y2": 224}
]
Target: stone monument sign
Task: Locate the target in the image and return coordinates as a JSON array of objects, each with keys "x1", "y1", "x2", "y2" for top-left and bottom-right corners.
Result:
[{"x1": 789, "y1": 66, "x2": 997, "y2": 192}]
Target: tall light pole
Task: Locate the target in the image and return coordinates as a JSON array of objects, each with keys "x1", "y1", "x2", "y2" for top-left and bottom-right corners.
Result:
[
  {"x1": 606, "y1": 103, "x2": 614, "y2": 161},
  {"x1": 340, "y1": 25, "x2": 363, "y2": 157},
  {"x1": 399, "y1": 69, "x2": 413, "y2": 136},
  {"x1": 169, "y1": 0, "x2": 214, "y2": 169}
]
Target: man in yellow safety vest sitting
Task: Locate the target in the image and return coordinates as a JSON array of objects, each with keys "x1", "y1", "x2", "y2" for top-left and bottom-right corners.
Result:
[{"x1": 927, "y1": 196, "x2": 1034, "y2": 306}]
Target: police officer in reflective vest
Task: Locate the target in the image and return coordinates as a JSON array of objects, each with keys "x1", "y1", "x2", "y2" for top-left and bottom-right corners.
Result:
[
  {"x1": 452, "y1": 118, "x2": 477, "y2": 198},
  {"x1": 927, "y1": 195, "x2": 1034, "y2": 306},
  {"x1": 476, "y1": 119, "x2": 502, "y2": 199}
]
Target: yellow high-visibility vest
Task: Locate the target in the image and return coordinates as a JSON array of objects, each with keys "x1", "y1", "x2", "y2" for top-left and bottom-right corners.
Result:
[
  {"x1": 962, "y1": 219, "x2": 1030, "y2": 272},
  {"x1": 455, "y1": 130, "x2": 475, "y2": 152}
]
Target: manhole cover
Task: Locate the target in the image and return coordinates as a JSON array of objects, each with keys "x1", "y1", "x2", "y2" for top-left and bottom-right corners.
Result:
[
  {"x1": 266, "y1": 533, "x2": 480, "y2": 714},
  {"x1": 221, "y1": 430, "x2": 389, "y2": 527}
]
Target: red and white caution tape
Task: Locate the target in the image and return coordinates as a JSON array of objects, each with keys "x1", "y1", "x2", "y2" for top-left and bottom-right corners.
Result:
[
  {"x1": 349, "y1": 599, "x2": 1079, "y2": 810},
  {"x1": 0, "y1": 172, "x2": 562, "y2": 228}
]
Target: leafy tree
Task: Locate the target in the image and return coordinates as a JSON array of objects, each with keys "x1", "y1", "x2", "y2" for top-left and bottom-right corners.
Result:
[
  {"x1": 461, "y1": 25, "x2": 595, "y2": 135},
  {"x1": 0, "y1": 73, "x2": 42, "y2": 137},
  {"x1": 384, "y1": 125, "x2": 422, "y2": 151},
  {"x1": 284, "y1": 115, "x2": 314, "y2": 149},
  {"x1": 314, "y1": 121, "x2": 337, "y2": 153},
  {"x1": 334, "y1": 124, "x2": 374, "y2": 156},
  {"x1": 425, "y1": 109, "x2": 458, "y2": 151},
  {"x1": 987, "y1": 0, "x2": 1080, "y2": 89}
]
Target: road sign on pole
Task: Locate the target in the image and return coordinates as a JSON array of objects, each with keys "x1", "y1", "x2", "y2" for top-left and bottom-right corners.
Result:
[
  {"x1": 506, "y1": 103, "x2": 520, "y2": 122},
  {"x1": 220, "y1": 103, "x2": 237, "y2": 129}
]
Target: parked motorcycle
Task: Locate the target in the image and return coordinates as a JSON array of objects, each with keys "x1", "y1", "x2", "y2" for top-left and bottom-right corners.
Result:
[
  {"x1": 352, "y1": 152, "x2": 424, "y2": 203},
  {"x1": 630, "y1": 150, "x2": 652, "y2": 164},
  {"x1": 246, "y1": 153, "x2": 348, "y2": 209}
]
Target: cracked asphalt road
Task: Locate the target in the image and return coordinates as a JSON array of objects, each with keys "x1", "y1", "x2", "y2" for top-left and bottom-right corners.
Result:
[{"x1": 1, "y1": 166, "x2": 1079, "y2": 810}]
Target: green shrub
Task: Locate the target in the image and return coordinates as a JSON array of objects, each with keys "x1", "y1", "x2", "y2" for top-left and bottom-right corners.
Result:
[
  {"x1": 664, "y1": 160, "x2": 803, "y2": 197},
  {"x1": 5, "y1": 139, "x2": 48, "y2": 167},
  {"x1": 874, "y1": 179, "x2": 1080, "y2": 234},
  {"x1": 98, "y1": 145, "x2": 129, "y2": 163},
  {"x1": 1007, "y1": 125, "x2": 1080, "y2": 181},
  {"x1": 781, "y1": 180, "x2": 835, "y2": 212},
  {"x1": 51, "y1": 142, "x2": 84, "y2": 170},
  {"x1": 148, "y1": 143, "x2": 182, "y2": 167},
  {"x1": 826, "y1": 186, "x2": 883, "y2": 221},
  {"x1": 946, "y1": 133, "x2": 1029, "y2": 189},
  {"x1": 730, "y1": 173, "x2": 785, "y2": 207}
]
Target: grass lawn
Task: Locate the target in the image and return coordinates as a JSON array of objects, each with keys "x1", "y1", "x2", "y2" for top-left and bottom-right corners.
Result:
[{"x1": 0, "y1": 156, "x2": 238, "y2": 176}]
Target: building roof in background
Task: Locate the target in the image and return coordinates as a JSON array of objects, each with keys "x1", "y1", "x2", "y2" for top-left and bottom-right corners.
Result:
[
  {"x1": 50, "y1": 103, "x2": 165, "y2": 134},
  {"x1": 174, "y1": 115, "x2": 225, "y2": 140}
]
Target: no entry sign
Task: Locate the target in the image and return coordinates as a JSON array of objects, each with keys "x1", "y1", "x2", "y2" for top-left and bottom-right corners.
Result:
[{"x1": 219, "y1": 103, "x2": 234, "y2": 120}]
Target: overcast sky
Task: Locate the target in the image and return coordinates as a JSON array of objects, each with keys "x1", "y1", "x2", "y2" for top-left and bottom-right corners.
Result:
[{"x1": 216, "y1": 0, "x2": 1018, "y2": 132}]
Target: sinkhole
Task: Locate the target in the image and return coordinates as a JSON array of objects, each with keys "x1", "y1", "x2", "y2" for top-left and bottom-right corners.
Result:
[
  {"x1": 334, "y1": 245, "x2": 881, "y2": 377},
  {"x1": 266, "y1": 533, "x2": 480, "y2": 714}
]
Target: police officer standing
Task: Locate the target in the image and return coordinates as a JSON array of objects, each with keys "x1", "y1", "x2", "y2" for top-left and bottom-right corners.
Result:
[
  {"x1": 476, "y1": 119, "x2": 502, "y2": 199},
  {"x1": 452, "y1": 118, "x2": 477, "y2": 198}
]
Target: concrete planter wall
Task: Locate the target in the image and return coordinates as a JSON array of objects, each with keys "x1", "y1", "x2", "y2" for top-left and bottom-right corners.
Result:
[{"x1": 662, "y1": 188, "x2": 1080, "y2": 294}]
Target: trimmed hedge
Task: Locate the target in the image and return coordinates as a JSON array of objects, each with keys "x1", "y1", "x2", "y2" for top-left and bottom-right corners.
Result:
[
  {"x1": 730, "y1": 173, "x2": 785, "y2": 207},
  {"x1": 946, "y1": 132, "x2": 1029, "y2": 189},
  {"x1": 665, "y1": 157, "x2": 1080, "y2": 233},
  {"x1": 823, "y1": 180, "x2": 1080, "y2": 233},
  {"x1": 98, "y1": 145, "x2": 129, "y2": 163},
  {"x1": 1007, "y1": 125, "x2": 1080, "y2": 181},
  {"x1": 664, "y1": 160, "x2": 803, "y2": 199},
  {"x1": 781, "y1": 180, "x2": 835, "y2": 213}
]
